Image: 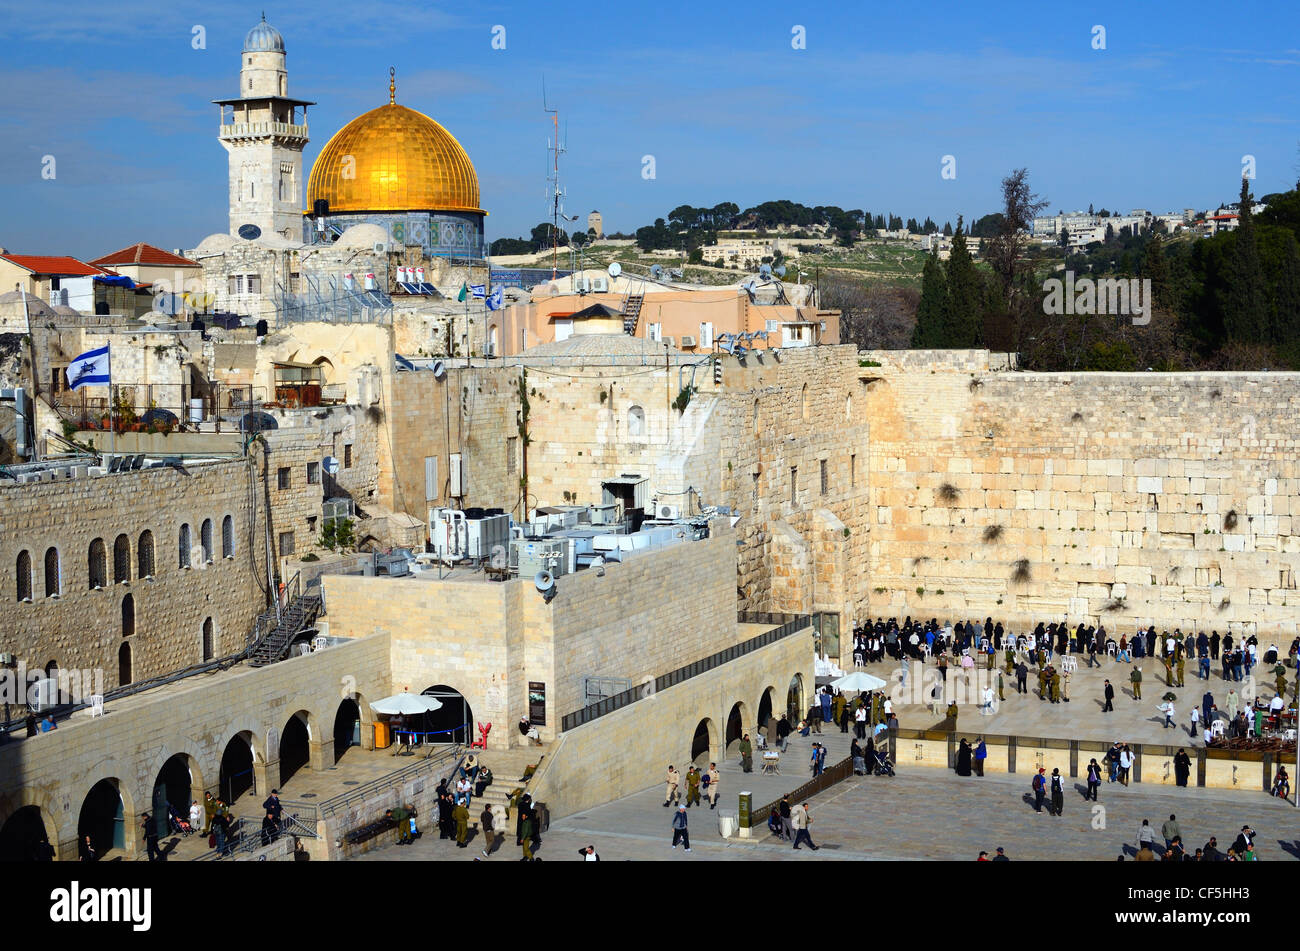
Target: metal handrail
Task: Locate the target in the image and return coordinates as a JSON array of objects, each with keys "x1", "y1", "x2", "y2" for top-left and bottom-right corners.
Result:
[
  {"x1": 750, "y1": 754, "x2": 854, "y2": 827},
  {"x1": 318, "y1": 743, "x2": 462, "y2": 819},
  {"x1": 560, "y1": 613, "x2": 814, "y2": 731}
]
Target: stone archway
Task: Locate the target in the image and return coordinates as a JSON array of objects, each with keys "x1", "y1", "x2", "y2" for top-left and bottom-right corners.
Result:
[
  {"x1": 757, "y1": 685, "x2": 776, "y2": 729},
  {"x1": 0, "y1": 805, "x2": 56, "y2": 861},
  {"x1": 279, "y1": 710, "x2": 313, "y2": 788},
  {"x1": 220, "y1": 731, "x2": 257, "y2": 806},
  {"x1": 333, "y1": 697, "x2": 362, "y2": 763},
  {"x1": 78, "y1": 778, "x2": 131, "y2": 856},
  {"x1": 420, "y1": 685, "x2": 473, "y2": 745},
  {"x1": 690, "y1": 717, "x2": 718, "y2": 768},
  {"x1": 725, "y1": 701, "x2": 750, "y2": 757},
  {"x1": 786, "y1": 673, "x2": 805, "y2": 722},
  {"x1": 153, "y1": 753, "x2": 204, "y2": 825}
]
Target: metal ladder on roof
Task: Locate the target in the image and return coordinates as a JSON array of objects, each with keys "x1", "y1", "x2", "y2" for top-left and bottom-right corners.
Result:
[{"x1": 622, "y1": 294, "x2": 644, "y2": 335}]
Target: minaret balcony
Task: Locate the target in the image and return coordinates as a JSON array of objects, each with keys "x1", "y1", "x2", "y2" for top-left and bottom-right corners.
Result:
[{"x1": 219, "y1": 120, "x2": 308, "y2": 142}]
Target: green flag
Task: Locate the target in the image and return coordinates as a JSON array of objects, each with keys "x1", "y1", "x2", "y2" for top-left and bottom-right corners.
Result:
[{"x1": 457, "y1": 282, "x2": 468, "y2": 303}]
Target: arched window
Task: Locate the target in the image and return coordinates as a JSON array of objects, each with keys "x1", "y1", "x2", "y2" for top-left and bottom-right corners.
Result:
[
  {"x1": 801, "y1": 383, "x2": 809, "y2": 420},
  {"x1": 753, "y1": 398, "x2": 761, "y2": 436},
  {"x1": 179, "y1": 524, "x2": 192, "y2": 569},
  {"x1": 87, "y1": 538, "x2": 106, "y2": 590},
  {"x1": 222, "y1": 515, "x2": 235, "y2": 558},
  {"x1": 846, "y1": 394, "x2": 853, "y2": 420},
  {"x1": 118, "y1": 643, "x2": 131, "y2": 687},
  {"x1": 200, "y1": 519, "x2": 214, "y2": 564},
  {"x1": 137, "y1": 530, "x2": 155, "y2": 578},
  {"x1": 43, "y1": 548, "x2": 60, "y2": 598},
  {"x1": 202, "y1": 617, "x2": 214, "y2": 662},
  {"x1": 628, "y1": 405, "x2": 645, "y2": 437},
  {"x1": 113, "y1": 534, "x2": 130, "y2": 584},
  {"x1": 15, "y1": 550, "x2": 31, "y2": 601},
  {"x1": 122, "y1": 593, "x2": 135, "y2": 638}
]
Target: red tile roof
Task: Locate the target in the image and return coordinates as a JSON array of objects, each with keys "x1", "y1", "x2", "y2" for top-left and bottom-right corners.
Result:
[
  {"x1": 88, "y1": 243, "x2": 200, "y2": 268},
  {"x1": 0, "y1": 254, "x2": 107, "y2": 276}
]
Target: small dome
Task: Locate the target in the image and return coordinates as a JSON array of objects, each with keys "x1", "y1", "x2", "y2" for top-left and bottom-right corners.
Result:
[{"x1": 243, "y1": 16, "x2": 285, "y2": 53}]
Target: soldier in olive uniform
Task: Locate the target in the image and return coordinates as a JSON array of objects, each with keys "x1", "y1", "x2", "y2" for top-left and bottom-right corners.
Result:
[
  {"x1": 685, "y1": 766, "x2": 701, "y2": 807},
  {"x1": 739, "y1": 734, "x2": 753, "y2": 773},
  {"x1": 1176, "y1": 655, "x2": 1186, "y2": 687},
  {"x1": 1130, "y1": 666, "x2": 1142, "y2": 700},
  {"x1": 452, "y1": 797, "x2": 470, "y2": 848}
]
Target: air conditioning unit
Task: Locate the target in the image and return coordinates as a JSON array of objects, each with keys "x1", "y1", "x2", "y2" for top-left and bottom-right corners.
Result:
[
  {"x1": 591, "y1": 276, "x2": 608, "y2": 292},
  {"x1": 680, "y1": 335, "x2": 697, "y2": 348},
  {"x1": 87, "y1": 466, "x2": 107, "y2": 476},
  {"x1": 656, "y1": 504, "x2": 681, "y2": 520},
  {"x1": 662, "y1": 336, "x2": 676, "y2": 348},
  {"x1": 16, "y1": 473, "x2": 40, "y2": 484},
  {"x1": 372, "y1": 242, "x2": 387, "y2": 254},
  {"x1": 70, "y1": 465, "x2": 88, "y2": 479}
]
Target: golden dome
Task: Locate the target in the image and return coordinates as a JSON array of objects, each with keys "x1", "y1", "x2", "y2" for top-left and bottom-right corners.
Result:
[{"x1": 306, "y1": 81, "x2": 482, "y2": 215}]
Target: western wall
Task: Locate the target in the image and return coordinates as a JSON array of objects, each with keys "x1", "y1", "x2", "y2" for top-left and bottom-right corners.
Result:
[{"x1": 863, "y1": 350, "x2": 1300, "y2": 638}]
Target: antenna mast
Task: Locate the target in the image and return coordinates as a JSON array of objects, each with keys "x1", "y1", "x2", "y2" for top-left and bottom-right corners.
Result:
[{"x1": 543, "y1": 81, "x2": 573, "y2": 281}]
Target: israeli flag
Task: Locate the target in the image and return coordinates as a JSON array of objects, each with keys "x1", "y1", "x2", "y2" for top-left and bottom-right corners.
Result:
[
  {"x1": 469, "y1": 283, "x2": 487, "y2": 299},
  {"x1": 67, "y1": 344, "x2": 111, "y2": 391},
  {"x1": 486, "y1": 286, "x2": 504, "y2": 311}
]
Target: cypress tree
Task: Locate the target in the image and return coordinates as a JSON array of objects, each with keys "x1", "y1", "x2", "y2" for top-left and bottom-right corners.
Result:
[
  {"x1": 1228, "y1": 177, "x2": 1269, "y2": 343},
  {"x1": 912, "y1": 250, "x2": 950, "y2": 348},
  {"x1": 1142, "y1": 233, "x2": 1171, "y2": 310},
  {"x1": 944, "y1": 216, "x2": 983, "y2": 347}
]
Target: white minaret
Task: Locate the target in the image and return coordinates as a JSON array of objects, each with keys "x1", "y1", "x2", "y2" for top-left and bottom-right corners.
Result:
[{"x1": 214, "y1": 15, "x2": 313, "y2": 240}]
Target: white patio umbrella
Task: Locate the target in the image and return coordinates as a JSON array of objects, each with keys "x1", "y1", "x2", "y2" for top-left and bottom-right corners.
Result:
[
  {"x1": 370, "y1": 692, "x2": 444, "y2": 715},
  {"x1": 830, "y1": 671, "x2": 888, "y2": 693}
]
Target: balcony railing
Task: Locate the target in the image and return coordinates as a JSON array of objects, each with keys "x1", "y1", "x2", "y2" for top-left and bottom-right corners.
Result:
[{"x1": 219, "y1": 121, "x2": 309, "y2": 140}]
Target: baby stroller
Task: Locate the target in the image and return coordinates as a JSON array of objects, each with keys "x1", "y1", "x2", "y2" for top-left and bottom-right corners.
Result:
[
  {"x1": 872, "y1": 748, "x2": 896, "y2": 777},
  {"x1": 167, "y1": 804, "x2": 194, "y2": 837}
]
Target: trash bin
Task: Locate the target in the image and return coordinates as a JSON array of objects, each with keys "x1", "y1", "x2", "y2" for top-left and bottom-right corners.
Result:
[
  {"x1": 718, "y1": 811, "x2": 738, "y2": 838},
  {"x1": 374, "y1": 721, "x2": 391, "y2": 749}
]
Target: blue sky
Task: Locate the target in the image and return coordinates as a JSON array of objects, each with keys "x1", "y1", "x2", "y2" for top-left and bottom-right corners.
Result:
[{"x1": 1, "y1": 0, "x2": 1298, "y2": 258}]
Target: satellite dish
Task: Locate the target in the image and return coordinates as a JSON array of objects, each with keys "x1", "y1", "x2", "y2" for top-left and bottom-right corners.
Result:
[
  {"x1": 237, "y1": 223, "x2": 262, "y2": 241},
  {"x1": 774, "y1": 265, "x2": 787, "y2": 277},
  {"x1": 430, "y1": 360, "x2": 447, "y2": 380},
  {"x1": 607, "y1": 262, "x2": 622, "y2": 278},
  {"x1": 649, "y1": 264, "x2": 664, "y2": 280}
]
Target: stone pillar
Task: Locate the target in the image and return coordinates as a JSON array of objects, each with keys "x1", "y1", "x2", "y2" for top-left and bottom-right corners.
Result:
[
  {"x1": 253, "y1": 761, "x2": 272, "y2": 800},
  {"x1": 310, "y1": 737, "x2": 333, "y2": 771}
]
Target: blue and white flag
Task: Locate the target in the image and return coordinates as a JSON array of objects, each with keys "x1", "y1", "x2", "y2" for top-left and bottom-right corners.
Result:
[
  {"x1": 67, "y1": 344, "x2": 111, "y2": 391},
  {"x1": 486, "y1": 285, "x2": 504, "y2": 311},
  {"x1": 469, "y1": 283, "x2": 487, "y2": 299}
]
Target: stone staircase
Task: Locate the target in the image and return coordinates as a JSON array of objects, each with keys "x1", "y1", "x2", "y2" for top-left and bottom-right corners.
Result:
[{"x1": 472, "y1": 743, "x2": 550, "y2": 819}]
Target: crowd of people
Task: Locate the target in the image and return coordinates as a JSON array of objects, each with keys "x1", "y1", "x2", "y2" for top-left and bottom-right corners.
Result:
[{"x1": 1130, "y1": 817, "x2": 1263, "y2": 861}]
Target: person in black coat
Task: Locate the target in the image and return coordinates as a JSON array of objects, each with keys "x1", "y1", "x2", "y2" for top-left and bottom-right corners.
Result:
[
  {"x1": 78, "y1": 834, "x2": 97, "y2": 862},
  {"x1": 955, "y1": 738, "x2": 972, "y2": 776},
  {"x1": 437, "y1": 793, "x2": 454, "y2": 839},
  {"x1": 1102, "y1": 680, "x2": 1115, "y2": 712},
  {"x1": 1173, "y1": 748, "x2": 1192, "y2": 787}
]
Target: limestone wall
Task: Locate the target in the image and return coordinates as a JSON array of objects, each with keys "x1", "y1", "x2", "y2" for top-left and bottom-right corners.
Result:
[
  {"x1": 863, "y1": 354, "x2": 1300, "y2": 637},
  {"x1": 528, "y1": 630, "x2": 812, "y2": 819},
  {"x1": 0, "y1": 459, "x2": 269, "y2": 682},
  {"x1": 322, "y1": 526, "x2": 740, "y2": 748}
]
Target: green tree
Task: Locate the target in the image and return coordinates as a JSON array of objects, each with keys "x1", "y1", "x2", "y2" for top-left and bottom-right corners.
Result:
[
  {"x1": 912, "y1": 251, "x2": 950, "y2": 347},
  {"x1": 943, "y1": 217, "x2": 983, "y2": 347},
  {"x1": 1142, "y1": 232, "x2": 1171, "y2": 310},
  {"x1": 1227, "y1": 178, "x2": 1269, "y2": 344}
]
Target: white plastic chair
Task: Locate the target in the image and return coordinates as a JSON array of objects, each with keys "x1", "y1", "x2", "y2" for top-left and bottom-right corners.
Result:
[
  {"x1": 1211, "y1": 719, "x2": 1226, "y2": 738},
  {"x1": 1106, "y1": 643, "x2": 1118, "y2": 657},
  {"x1": 89, "y1": 695, "x2": 104, "y2": 718}
]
